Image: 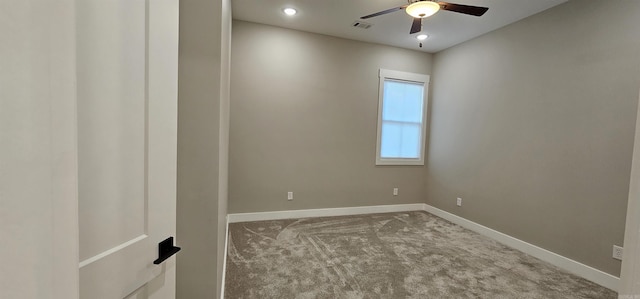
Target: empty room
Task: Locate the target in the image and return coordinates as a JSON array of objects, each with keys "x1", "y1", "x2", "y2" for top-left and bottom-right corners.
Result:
[
  {"x1": 3, "y1": 0, "x2": 640, "y2": 298},
  {"x1": 220, "y1": 0, "x2": 640, "y2": 298}
]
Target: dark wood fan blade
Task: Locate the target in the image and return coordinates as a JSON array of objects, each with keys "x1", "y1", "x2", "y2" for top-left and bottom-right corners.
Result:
[
  {"x1": 361, "y1": 5, "x2": 408, "y2": 19},
  {"x1": 410, "y1": 17, "x2": 422, "y2": 34},
  {"x1": 437, "y1": 2, "x2": 488, "y2": 16}
]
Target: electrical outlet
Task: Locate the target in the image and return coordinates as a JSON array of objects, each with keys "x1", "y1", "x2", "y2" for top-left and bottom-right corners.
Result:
[
  {"x1": 613, "y1": 245, "x2": 623, "y2": 260},
  {"x1": 287, "y1": 192, "x2": 293, "y2": 201},
  {"x1": 456, "y1": 197, "x2": 462, "y2": 206},
  {"x1": 393, "y1": 188, "x2": 398, "y2": 196}
]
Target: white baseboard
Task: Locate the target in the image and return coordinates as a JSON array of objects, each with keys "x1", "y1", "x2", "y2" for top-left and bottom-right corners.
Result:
[
  {"x1": 422, "y1": 204, "x2": 619, "y2": 291},
  {"x1": 224, "y1": 203, "x2": 619, "y2": 292},
  {"x1": 227, "y1": 203, "x2": 425, "y2": 223}
]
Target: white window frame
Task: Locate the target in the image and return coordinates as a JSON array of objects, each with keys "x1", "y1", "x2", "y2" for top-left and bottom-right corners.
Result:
[{"x1": 376, "y1": 69, "x2": 430, "y2": 166}]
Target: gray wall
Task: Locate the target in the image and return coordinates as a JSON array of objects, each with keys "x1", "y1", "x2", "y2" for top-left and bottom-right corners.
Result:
[
  {"x1": 427, "y1": 0, "x2": 640, "y2": 276},
  {"x1": 176, "y1": 0, "x2": 230, "y2": 297},
  {"x1": 229, "y1": 21, "x2": 433, "y2": 213}
]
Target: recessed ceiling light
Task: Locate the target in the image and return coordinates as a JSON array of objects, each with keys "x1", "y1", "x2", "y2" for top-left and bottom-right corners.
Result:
[
  {"x1": 417, "y1": 34, "x2": 428, "y2": 40},
  {"x1": 283, "y1": 7, "x2": 297, "y2": 16}
]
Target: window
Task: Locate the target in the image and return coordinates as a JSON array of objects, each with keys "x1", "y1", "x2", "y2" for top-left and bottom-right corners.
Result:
[{"x1": 376, "y1": 69, "x2": 429, "y2": 165}]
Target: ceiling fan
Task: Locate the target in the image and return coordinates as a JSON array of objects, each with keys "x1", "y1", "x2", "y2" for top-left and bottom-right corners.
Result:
[{"x1": 360, "y1": 0, "x2": 489, "y2": 34}]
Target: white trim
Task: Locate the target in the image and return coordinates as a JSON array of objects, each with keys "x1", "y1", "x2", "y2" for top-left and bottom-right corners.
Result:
[
  {"x1": 422, "y1": 204, "x2": 619, "y2": 291},
  {"x1": 220, "y1": 216, "x2": 230, "y2": 299},
  {"x1": 619, "y1": 87, "x2": 640, "y2": 296},
  {"x1": 227, "y1": 204, "x2": 425, "y2": 223},
  {"x1": 79, "y1": 235, "x2": 148, "y2": 268},
  {"x1": 379, "y1": 69, "x2": 429, "y2": 84},
  {"x1": 375, "y1": 68, "x2": 430, "y2": 166}
]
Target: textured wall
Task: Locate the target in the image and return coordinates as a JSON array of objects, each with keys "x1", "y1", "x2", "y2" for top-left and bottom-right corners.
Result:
[
  {"x1": 176, "y1": 0, "x2": 230, "y2": 297},
  {"x1": 427, "y1": 0, "x2": 640, "y2": 276},
  {"x1": 229, "y1": 21, "x2": 433, "y2": 213}
]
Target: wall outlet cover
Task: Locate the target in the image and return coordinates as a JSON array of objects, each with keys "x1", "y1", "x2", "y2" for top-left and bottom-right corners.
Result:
[
  {"x1": 287, "y1": 192, "x2": 293, "y2": 201},
  {"x1": 393, "y1": 188, "x2": 398, "y2": 196},
  {"x1": 456, "y1": 197, "x2": 462, "y2": 206},
  {"x1": 613, "y1": 245, "x2": 623, "y2": 260}
]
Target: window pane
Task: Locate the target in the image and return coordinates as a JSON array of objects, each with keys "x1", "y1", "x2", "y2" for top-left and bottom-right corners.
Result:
[
  {"x1": 380, "y1": 122, "x2": 421, "y2": 158},
  {"x1": 382, "y1": 80, "x2": 424, "y2": 123},
  {"x1": 400, "y1": 123, "x2": 421, "y2": 158},
  {"x1": 381, "y1": 122, "x2": 401, "y2": 158}
]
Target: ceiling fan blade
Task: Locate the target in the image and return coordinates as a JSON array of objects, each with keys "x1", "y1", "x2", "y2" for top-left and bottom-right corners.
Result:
[
  {"x1": 410, "y1": 17, "x2": 421, "y2": 34},
  {"x1": 361, "y1": 5, "x2": 408, "y2": 19},
  {"x1": 437, "y1": 2, "x2": 489, "y2": 16}
]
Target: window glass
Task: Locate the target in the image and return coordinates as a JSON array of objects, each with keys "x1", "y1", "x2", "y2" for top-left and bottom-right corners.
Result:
[{"x1": 376, "y1": 69, "x2": 429, "y2": 165}]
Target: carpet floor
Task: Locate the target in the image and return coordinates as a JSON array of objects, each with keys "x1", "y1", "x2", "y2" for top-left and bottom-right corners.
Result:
[{"x1": 224, "y1": 211, "x2": 616, "y2": 298}]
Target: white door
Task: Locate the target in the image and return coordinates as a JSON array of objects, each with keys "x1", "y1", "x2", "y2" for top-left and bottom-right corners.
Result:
[
  {"x1": 76, "y1": 0, "x2": 179, "y2": 298},
  {"x1": 1, "y1": 1, "x2": 78, "y2": 298}
]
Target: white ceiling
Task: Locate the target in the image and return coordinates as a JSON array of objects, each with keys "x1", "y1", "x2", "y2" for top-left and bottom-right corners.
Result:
[{"x1": 232, "y1": 0, "x2": 568, "y2": 53}]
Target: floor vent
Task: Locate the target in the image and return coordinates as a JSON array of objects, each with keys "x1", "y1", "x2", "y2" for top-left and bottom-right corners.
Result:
[{"x1": 352, "y1": 21, "x2": 372, "y2": 29}]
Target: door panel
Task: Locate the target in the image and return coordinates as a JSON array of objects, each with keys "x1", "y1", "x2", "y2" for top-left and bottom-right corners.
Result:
[
  {"x1": 77, "y1": 0, "x2": 146, "y2": 258},
  {"x1": 125, "y1": 287, "x2": 148, "y2": 299},
  {"x1": 77, "y1": 0, "x2": 178, "y2": 298},
  {"x1": 1, "y1": 1, "x2": 79, "y2": 298}
]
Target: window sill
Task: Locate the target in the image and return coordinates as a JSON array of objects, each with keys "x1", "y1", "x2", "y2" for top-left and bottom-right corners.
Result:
[{"x1": 376, "y1": 158, "x2": 425, "y2": 166}]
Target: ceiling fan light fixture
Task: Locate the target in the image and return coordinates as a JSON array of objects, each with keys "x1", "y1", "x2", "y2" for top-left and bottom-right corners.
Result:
[
  {"x1": 417, "y1": 34, "x2": 428, "y2": 40},
  {"x1": 405, "y1": 1, "x2": 440, "y2": 18}
]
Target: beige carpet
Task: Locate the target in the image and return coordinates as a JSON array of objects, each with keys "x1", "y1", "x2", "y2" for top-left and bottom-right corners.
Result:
[{"x1": 224, "y1": 211, "x2": 616, "y2": 298}]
